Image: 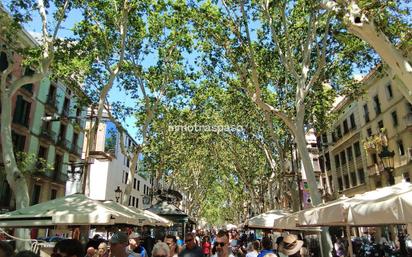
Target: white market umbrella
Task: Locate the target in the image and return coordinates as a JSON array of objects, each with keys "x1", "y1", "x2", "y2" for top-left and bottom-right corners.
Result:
[
  {"x1": 0, "y1": 194, "x2": 143, "y2": 227},
  {"x1": 102, "y1": 200, "x2": 173, "y2": 227},
  {"x1": 298, "y1": 182, "x2": 412, "y2": 227},
  {"x1": 245, "y1": 209, "x2": 290, "y2": 229},
  {"x1": 274, "y1": 211, "x2": 321, "y2": 232}
]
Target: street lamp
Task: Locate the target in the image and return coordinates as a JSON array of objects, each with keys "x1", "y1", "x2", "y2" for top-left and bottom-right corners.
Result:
[
  {"x1": 114, "y1": 186, "x2": 122, "y2": 203},
  {"x1": 379, "y1": 146, "x2": 395, "y2": 186}
]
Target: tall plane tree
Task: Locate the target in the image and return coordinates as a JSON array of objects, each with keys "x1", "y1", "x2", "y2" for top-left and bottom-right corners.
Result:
[{"x1": 0, "y1": 0, "x2": 74, "y2": 248}]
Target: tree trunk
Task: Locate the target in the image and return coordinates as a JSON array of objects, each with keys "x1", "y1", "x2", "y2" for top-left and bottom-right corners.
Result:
[
  {"x1": 295, "y1": 111, "x2": 332, "y2": 257},
  {"x1": 1, "y1": 91, "x2": 31, "y2": 250}
]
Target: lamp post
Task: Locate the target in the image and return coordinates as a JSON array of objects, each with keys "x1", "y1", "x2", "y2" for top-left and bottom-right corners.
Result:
[
  {"x1": 114, "y1": 186, "x2": 122, "y2": 203},
  {"x1": 379, "y1": 146, "x2": 395, "y2": 186}
]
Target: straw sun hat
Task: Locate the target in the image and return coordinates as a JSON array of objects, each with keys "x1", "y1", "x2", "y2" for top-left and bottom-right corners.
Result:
[{"x1": 278, "y1": 234, "x2": 303, "y2": 256}]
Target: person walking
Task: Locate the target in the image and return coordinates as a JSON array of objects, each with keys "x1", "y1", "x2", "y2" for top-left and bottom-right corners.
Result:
[
  {"x1": 128, "y1": 233, "x2": 147, "y2": 257},
  {"x1": 202, "y1": 236, "x2": 211, "y2": 257},
  {"x1": 165, "y1": 235, "x2": 181, "y2": 257},
  {"x1": 212, "y1": 230, "x2": 234, "y2": 257},
  {"x1": 257, "y1": 237, "x2": 274, "y2": 257},
  {"x1": 97, "y1": 243, "x2": 109, "y2": 257},
  {"x1": 179, "y1": 233, "x2": 204, "y2": 257}
]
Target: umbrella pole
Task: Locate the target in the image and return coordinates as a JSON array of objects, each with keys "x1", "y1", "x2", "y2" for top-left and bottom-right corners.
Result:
[{"x1": 346, "y1": 225, "x2": 353, "y2": 257}]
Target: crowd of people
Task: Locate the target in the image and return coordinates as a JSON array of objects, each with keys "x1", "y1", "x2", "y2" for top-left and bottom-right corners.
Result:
[{"x1": 0, "y1": 229, "x2": 312, "y2": 257}]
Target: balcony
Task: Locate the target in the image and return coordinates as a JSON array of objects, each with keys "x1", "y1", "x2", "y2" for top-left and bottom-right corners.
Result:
[
  {"x1": 40, "y1": 128, "x2": 57, "y2": 143},
  {"x1": 367, "y1": 163, "x2": 383, "y2": 177}
]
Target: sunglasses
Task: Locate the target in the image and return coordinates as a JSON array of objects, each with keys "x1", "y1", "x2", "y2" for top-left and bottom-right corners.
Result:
[
  {"x1": 214, "y1": 242, "x2": 226, "y2": 247},
  {"x1": 153, "y1": 255, "x2": 168, "y2": 257},
  {"x1": 185, "y1": 238, "x2": 194, "y2": 242}
]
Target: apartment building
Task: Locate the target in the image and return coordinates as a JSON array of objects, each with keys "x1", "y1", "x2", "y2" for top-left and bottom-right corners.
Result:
[
  {"x1": 0, "y1": 30, "x2": 87, "y2": 212},
  {"x1": 86, "y1": 117, "x2": 153, "y2": 210},
  {"x1": 317, "y1": 63, "x2": 412, "y2": 197}
]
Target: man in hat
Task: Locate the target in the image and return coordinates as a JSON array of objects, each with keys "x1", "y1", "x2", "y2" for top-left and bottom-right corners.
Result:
[
  {"x1": 127, "y1": 233, "x2": 147, "y2": 257},
  {"x1": 277, "y1": 235, "x2": 303, "y2": 257},
  {"x1": 110, "y1": 232, "x2": 135, "y2": 257}
]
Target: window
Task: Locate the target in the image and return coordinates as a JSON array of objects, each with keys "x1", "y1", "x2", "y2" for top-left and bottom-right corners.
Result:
[
  {"x1": 31, "y1": 184, "x2": 41, "y2": 205},
  {"x1": 72, "y1": 133, "x2": 79, "y2": 148},
  {"x1": 338, "y1": 177, "x2": 343, "y2": 191},
  {"x1": 22, "y1": 68, "x2": 34, "y2": 93},
  {"x1": 391, "y1": 111, "x2": 398, "y2": 127},
  {"x1": 367, "y1": 127, "x2": 372, "y2": 137},
  {"x1": 136, "y1": 198, "x2": 139, "y2": 208},
  {"x1": 378, "y1": 120, "x2": 384, "y2": 131},
  {"x1": 358, "y1": 168, "x2": 365, "y2": 184},
  {"x1": 137, "y1": 180, "x2": 140, "y2": 191},
  {"x1": 335, "y1": 155, "x2": 340, "y2": 168},
  {"x1": 134, "y1": 178, "x2": 137, "y2": 189},
  {"x1": 54, "y1": 154, "x2": 63, "y2": 177},
  {"x1": 128, "y1": 196, "x2": 132, "y2": 206},
  {"x1": 407, "y1": 103, "x2": 412, "y2": 113},
  {"x1": 363, "y1": 104, "x2": 370, "y2": 123},
  {"x1": 340, "y1": 151, "x2": 346, "y2": 165},
  {"x1": 350, "y1": 114, "x2": 356, "y2": 129},
  {"x1": 58, "y1": 124, "x2": 67, "y2": 142},
  {"x1": 373, "y1": 95, "x2": 381, "y2": 115},
  {"x1": 50, "y1": 189, "x2": 57, "y2": 200},
  {"x1": 12, "y1": 132, "x2": 26, "y2": 153},
  {"x1": 398, "y1": 140, "x2": 405, "y2": 156},
  {"x1": 322, "y1": 133, "x2": 328, "y2": 144},
  {"x1": 126, "y1": 159, "x2": 130, "y2": 168},
  {"x1": 351, "y1": 172, "x2": 357, "y2": 186},
  {"x1": 344, "y1": 174, "x2": 350, "y2": 188},
  {"x1": 347, "y1": 146, "x2": 353, "y2": 161},
  {"x1": 386, "y1": 84, "x2": 393, "y2": 99},
  {"x1": 325, "y1": 153, "x2": 331, "y2": 170},
  {"x1": 144, "y1": 185, "x2": 146, "y2": 195},
  {"x1": 336, "y1": 126, "x2": 342, "y2": 139},
  {"x1": 47, "y1": 84, "x2": 56, "y2": 104},
  {"x1": 13, "y1": 95, "x2": 31, "y2": 127},
  {"x1": 124, "y1": 172, "x2": 129, "y2": 184},
  {"x1": 354, "y1": 142, "x2": 361, "y2": 157},
  {"x1": 343, "y1": 119, "x2": 349, "y2": 134},
  {"x1": 403, "y1": 172, "x2": 410, "y2": 182},
  {"x1": 63, "y1": 98, "x2": 70, "y2": 116},
  {"x1": 132, "y1": 197, "x2": 135, "y2": 207},
  {"x1": 372, "y1": 153, "x2": 378, "y2": 164}
]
